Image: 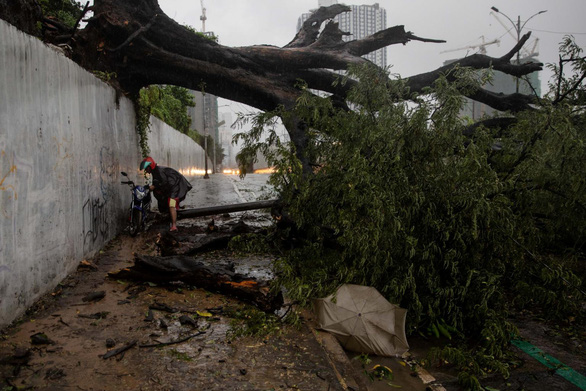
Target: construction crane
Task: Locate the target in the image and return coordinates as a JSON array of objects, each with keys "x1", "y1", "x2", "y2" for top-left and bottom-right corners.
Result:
[
  {"x1": 440, "y1": 36, "x2": 500, "y2": 55},
  {"x1": 490, "y1": 10, "x2": 542, "y2": 59},
  {"x1": 200, "y1": 0, "x2": 207, "y2": 33}
]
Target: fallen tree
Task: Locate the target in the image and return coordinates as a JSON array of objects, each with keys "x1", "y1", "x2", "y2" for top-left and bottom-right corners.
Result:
[
  {"x1": 247, "y1": 51, "x2": 585, "y2": 390},
  {"x1": 2, "y1": 0, "x2": 542, "y2": 173},
  {"x1": 177, "y1": 200, "x2": 280, "y2": 220},
  {"x1": 5, "y1": 3, "x2": 584, "y2": 389}
]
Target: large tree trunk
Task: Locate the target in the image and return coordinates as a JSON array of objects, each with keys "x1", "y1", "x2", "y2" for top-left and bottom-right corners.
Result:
[
  {"x1": 109, "y1": 254, "x2": 284, "y2": 312},
  {"x1": 2, "y1": 0, "x2": 543, "y2": 171}
]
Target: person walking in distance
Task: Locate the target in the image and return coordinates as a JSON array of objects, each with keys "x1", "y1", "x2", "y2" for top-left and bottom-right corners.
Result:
[{"x1": 139, "y1": 157, "x2": 192, "y2": 232}]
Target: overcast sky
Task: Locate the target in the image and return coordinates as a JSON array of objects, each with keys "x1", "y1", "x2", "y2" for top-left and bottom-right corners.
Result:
[{"x1": 156, "y1": 0, "x2": 585, "y2": 117}]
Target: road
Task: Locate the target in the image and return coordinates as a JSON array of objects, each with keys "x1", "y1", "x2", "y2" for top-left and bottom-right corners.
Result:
[{"x1": 183, "y1": 173, "x2": 275, "y2": 208}]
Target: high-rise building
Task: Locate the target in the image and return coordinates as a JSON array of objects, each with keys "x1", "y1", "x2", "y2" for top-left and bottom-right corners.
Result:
[
  {"x1": 187, "y1": 30, "x2": 220, "y2": 172},
  {"x1": 318, "y1": 0, "x2": 337, "y2": 6},
  {"x1": 187, "y1": 90, "x2": 219, "y2": 172},
  {"x1": 298, "y1": 2, "x2": 387, "y2": 69}
]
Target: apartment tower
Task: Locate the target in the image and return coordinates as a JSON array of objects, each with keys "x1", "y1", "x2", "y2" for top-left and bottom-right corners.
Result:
[{"x1": 297, "y1": 1, "x2": 387, "y2": 69}]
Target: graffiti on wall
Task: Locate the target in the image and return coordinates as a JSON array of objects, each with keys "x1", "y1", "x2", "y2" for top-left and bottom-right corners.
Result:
[
  {"x1": 82, "y1": 146, "x2": 117, "y2": 252},
  {"x1": 82, "y1": 197, "x2": 109, "y2": 250},
  {"x1": 100, "y1": 147, "x2": 117, "y2": 201}
]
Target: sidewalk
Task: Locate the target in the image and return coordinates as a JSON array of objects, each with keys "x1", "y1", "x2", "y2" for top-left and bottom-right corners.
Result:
[{"x1": 0, "y1": 174, "x2": 438, "y2": 391}]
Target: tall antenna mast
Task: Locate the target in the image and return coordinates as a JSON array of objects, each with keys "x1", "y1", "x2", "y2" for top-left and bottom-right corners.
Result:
[{"x1": 200, "y1": 0, "x2": 207, "y2": 32}]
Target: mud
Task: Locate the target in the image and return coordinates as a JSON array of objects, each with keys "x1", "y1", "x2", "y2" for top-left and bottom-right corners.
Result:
[{"x1": 0, "y1": 217, "x2": 343, "y2": 391}]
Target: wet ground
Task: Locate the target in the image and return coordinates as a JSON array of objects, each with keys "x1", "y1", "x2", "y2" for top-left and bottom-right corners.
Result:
[
  {"x1": 0, "y1": 174, "x2": 426, "y2": 391},
  {"x1": 0, "y1": 174, "x2": 584, "y2": 390},
  {"x1": 0, "y1": 229, "x2": 345, "y2": 390}
]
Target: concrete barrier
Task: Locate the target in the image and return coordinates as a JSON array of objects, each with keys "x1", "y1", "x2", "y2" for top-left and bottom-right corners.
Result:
[{"x1": 0, "y1": 19, "x2": 207, "y2": 328}]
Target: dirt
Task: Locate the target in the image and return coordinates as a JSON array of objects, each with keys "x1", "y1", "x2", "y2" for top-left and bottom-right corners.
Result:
[
  {"x1": 1, "y1": 212, "x2": 584, "y2": 391},
  {"x1": 0, "y1": 216, "x2": 345, "y2": 391}
]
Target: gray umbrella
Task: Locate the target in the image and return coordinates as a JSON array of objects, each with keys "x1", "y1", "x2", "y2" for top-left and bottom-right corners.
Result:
[{"x1": 314, "y1": 284, "x2": 409, "y2": 357}]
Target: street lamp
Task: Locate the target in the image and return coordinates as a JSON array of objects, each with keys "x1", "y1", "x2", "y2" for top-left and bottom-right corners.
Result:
[
  {"x1": 203, "y1": 129, "x2": 210, "y2": 178},
  {"x1": 203, "y1": 102, "x2": 230, "y2": 178},
  {"x1": 490, "y1": 6, "x2": 547, "y2": 93},
  {"x1": 202, "y1": 101, "x2": 209, "y2": 179},
  {"x1": 215, "y1": 104, "x2": 230, "y2": 173}
]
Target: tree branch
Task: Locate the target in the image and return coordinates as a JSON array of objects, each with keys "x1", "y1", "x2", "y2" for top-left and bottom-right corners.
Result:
[
  {"x1": 311, "y1": 21, "x2": 349, "y2": 48},
  {"x1": 108, "y1": 14, "x2": 158, "y2": 52},
  {"x1": 286, "y1": 4, "x2": 351, "y2": 48},
  {"x1": 69, "y1": 1, "x2": 90, "y2": 42},
  {"x1": 346, "y1": 26, "x2": 445, "y2": 57},
  {"x1": 462, "y1": 117, "x2": 518, "y2": 137},
  {"x1": 466, "y1": 89, "x2": 537, "y2": 113},
  {"x1": 554, "y1": 70, "x2": 586, "y2": 104},
  {"x1": 406, "y1": 54, "x2": 542, "y2": 94},
  {"x1": 500, "y1": 32, "x2": 535, "y2": 63}
]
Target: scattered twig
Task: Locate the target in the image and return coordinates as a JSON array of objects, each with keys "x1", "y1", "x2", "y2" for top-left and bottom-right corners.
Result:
[
  {"x1": 149, "y1": 302, "x2": 178, "y2": 313},
  {"x1": 82, "y1": 291, "x2": 106, "y2": 302},
  {"x1": 59, "y1": 317, "x2": 70, "y2": 327},
  {"x1": 179, "y1": 314, "x2": 198, "y2": 327},
  {"x1": 102, "y1": 340, "x2": 137, "y2": 359},
  {"x1": 78, "y1": 312, "x2": 109, "y2": 320},
  {"x1": 277, "y1": 301, "x2": 299, "y2": 322},
  {"x1": 139, "y1": 331, "x2": 206, "y2": 348}
]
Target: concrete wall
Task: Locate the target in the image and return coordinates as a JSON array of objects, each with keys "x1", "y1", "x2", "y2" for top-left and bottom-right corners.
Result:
[
  {"x1": 147, "y1": 116, "x2": 208, "y2": 176},
  {"x1": 0, "y1": 20, "x2": 207, "y2": 328}
]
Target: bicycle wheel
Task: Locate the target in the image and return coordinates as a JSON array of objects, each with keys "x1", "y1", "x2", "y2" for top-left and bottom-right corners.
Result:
[{"x1": 128, "y1": 208, "x2": 142, "y2": 236}]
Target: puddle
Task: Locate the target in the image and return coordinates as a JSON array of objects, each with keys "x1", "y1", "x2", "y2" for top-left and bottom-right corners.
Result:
[{"x1": 232, "y1": 257, "x2": 274, "y2": 281}]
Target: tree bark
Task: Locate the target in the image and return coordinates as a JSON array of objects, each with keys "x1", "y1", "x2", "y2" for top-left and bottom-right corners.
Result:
[{"x1": 109, "y1": 254, "x2": 284, "y2": 312}]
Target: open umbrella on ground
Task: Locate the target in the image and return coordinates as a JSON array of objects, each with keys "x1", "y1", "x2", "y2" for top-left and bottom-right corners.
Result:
[{"x1": 314, "y1": 284, "x2": 409, "y2": 357}]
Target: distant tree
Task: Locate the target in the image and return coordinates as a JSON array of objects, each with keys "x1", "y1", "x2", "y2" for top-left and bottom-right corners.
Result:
[{"x1": 139, "y1": 85, "x2": 194, "y2": 134}]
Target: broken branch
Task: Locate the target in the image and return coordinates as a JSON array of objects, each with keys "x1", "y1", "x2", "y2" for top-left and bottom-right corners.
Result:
[
  {"x1": 139, "y1": 331, "x2": 206, "y2": 348},
  {"x1": 102, "y1": 340, "x2": 137, "y2": 359}
]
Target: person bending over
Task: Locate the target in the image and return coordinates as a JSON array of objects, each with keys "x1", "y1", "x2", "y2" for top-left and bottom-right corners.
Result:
[{"x1": 140, "y1": 156, "x2": 192, "y2": 232}]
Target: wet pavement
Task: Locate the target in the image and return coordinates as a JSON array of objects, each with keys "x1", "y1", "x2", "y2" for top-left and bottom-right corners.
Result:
[
  {"x1": 185, "y1": 173, "x2": 278, "y2": 208},
  {"x1": 0, "y1": 173, "x2": 431, "y2": 390}
]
